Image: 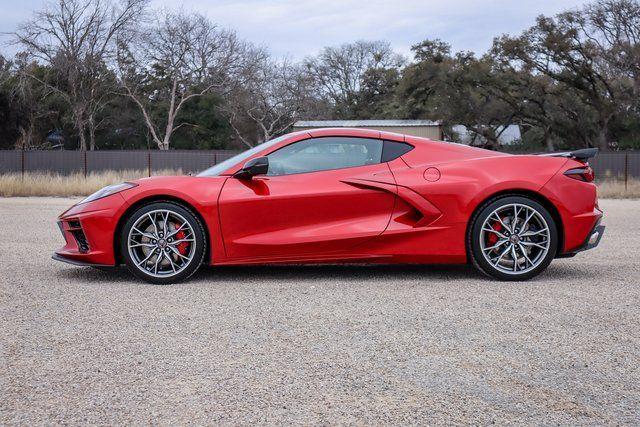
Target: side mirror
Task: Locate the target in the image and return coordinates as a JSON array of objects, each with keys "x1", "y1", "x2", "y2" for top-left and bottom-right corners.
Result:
[{"x1": 234, "y1": 156, "x2": 269, "y2": 179}]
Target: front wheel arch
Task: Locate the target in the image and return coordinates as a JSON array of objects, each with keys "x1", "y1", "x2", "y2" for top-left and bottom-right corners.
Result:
[
  {"x1": 465, "y1": 189, "x2": 564, "y2": 262},
  {"x1": 113, "y1": 195, "x2": 211, "y2": 266}
]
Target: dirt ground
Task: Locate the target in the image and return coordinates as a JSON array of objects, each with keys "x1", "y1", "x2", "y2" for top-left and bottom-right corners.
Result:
[{"x1": 1, "y1": 197, "x2": 638, "y2": 425}]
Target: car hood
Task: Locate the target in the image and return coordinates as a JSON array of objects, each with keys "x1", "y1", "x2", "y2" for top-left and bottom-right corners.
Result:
[
  {"x1": 121, "y1": 174, "x2": 229, "y2": 207},
  {"x1": 128, "y1": 174, "x2": 230, "y2": 193},
  {"x1": 130, "y1": 174, "x2": 225, "y2": 186}
]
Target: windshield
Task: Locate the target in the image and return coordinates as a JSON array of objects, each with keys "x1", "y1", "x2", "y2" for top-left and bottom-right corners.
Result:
[{"x1": 197, "y1": 135, "x2": 290, "y2": 177}]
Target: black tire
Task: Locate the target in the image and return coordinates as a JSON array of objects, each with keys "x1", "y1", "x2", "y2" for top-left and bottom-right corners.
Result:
[
  {"x1": 120, "y1": 201, "x2": 207, "y2": 284},
  {"x1": 467, "y1": 195, "x2": 558, "y2": 281}
]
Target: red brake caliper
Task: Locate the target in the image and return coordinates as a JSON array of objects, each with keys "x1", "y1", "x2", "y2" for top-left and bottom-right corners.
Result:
[
  {"x1": 487, "y1": 220, "x2": 502, "y2": 245},
  {"x1": 173, "y1": 223, "x2": 189, "y2": 255}
]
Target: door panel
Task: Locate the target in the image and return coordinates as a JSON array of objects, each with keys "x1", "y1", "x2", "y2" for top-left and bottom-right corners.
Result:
[{"x1": 218, "y1": 163, "x2": 396, "y2": 259}]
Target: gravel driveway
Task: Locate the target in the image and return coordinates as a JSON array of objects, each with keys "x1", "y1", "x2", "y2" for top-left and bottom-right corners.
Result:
[{"x1": 1, "y1": 197, "x2": 639, "y2": 425}]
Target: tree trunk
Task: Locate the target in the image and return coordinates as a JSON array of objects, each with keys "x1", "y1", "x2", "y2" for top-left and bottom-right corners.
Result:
[
  {"x1": 89, "y1": 128, "x2": 96, "y2": 150},
  {"x1": 486, "y1": 138, "x2": 500, "y2": 151},
  {"x1": 88, "y1": 116, "x2": 96, "y2": 150},
  {"x1": 544, "y1": 127, "x2": 554, "y2": 152},
  {"x1": 481, "y1": 129, "x2": 500, "y2": 151},
  {"x1": 596, "y1": 125, "x2": 608, "y2": 151},
  {"x1": 74, "y1": 107, "x2": 87, "y2": 151},
  {"x1": 17, "y1": 128, "x2": 26, "y2": 150},
  {"x1": 17, "y1": 127, "x2": 33, "y2": 150},
  {"x1": 77, "y1": 123, "x2": 87, "y2": 151},
  {"x1": 262, "y1": 126, "x2": 271, "y2": 144},
  {"x1": 160, "y1": 123, "x2": 172, "y2": 150},
  {"x1": 27, "y1": 125, "x2": 34, "y2": 149},
  {"x1": 545, "y1": 138, "x2": 554, "y2": 152}
]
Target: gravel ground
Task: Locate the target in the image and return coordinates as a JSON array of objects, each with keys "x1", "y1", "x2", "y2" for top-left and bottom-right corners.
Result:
[{"x1": 1, "y1": 197, "x2": 639, "y2": 425}]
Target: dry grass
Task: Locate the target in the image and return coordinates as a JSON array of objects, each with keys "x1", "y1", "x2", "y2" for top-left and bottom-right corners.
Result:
[
  {"x1": 597, "y1": 178, "x2": 640, "y2": 199},
  {"x1": 0, "y1": 170, "x2": 638, "y2": 198},
  {"x1": 0, "y1": 169, "x2": 182, "y2": 197}
]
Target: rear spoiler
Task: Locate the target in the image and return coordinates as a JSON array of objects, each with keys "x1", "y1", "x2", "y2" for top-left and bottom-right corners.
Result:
[{"x1": 535, "y1": 148, "x2": 599, "y2": 162}]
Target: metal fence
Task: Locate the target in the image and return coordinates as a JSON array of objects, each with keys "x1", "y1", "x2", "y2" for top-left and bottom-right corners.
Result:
[
  {"x1": 0, "y1": 149, "x2": 638, "y2": 180},
  {"x1": 0, "y1": 149, "x2": 240, "y2": 176},
  {"x1": 589, "y1": 151, "x2": 640, "y2": 180}
]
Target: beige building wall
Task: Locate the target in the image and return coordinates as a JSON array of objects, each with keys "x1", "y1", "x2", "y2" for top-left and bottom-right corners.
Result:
[{"x1": 294, "y1": 125, "x2": 442, "y2": 140}]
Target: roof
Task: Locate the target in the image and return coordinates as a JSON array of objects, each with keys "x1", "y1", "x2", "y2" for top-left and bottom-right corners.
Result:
[{"x1": 293, "y1": 120, "x2": 442, "y2": 128}]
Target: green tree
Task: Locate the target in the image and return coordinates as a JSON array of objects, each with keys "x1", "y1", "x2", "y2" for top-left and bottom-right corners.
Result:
[
  {"x1": 493, "y1": 7, "x2": 632, "y2": 150},
  {"x1": 353, "y1": 67, "x2": 402, "y2": 119},
  {"x1": 0, "y1": 54, "x2": 71, "y2": 149},
  {"x1": 399, "y1": 40, "x2": 515, "y2": 149}
]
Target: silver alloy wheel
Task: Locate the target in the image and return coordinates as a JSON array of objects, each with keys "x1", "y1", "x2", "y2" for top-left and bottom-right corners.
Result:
[
  {"x1": 479, "y1": 203, "x2": 551, "y2": 275},
  {"x1": 127, "y1": 209, "x2": 197, "y2": 278}
]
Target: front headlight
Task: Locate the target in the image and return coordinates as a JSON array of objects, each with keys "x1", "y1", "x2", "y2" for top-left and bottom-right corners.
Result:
[{"x1": 79, "y1": 182, "x2": 137, "y2": 205}]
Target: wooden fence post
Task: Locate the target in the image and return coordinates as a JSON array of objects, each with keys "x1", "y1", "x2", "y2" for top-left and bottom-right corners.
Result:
[
  {"x1": 21, "y1": 149, "x2": 25, "y2": 180},
  {"x1": 148, "y1": 150, "x2": 151, "y2": 177}
]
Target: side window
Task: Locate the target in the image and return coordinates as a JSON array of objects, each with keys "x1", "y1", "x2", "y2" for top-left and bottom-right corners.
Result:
[
  {"x1": 382, "y1": 140, "x2": 414, "y2": 162},
  {"x1": 267, "y1": 137, "x2": 383, "y2": 176}
]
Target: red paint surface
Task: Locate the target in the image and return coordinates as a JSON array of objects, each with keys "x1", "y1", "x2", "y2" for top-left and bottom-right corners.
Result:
[{"x1": 55, "y1": 129, "x2": 602, "y2": 266}]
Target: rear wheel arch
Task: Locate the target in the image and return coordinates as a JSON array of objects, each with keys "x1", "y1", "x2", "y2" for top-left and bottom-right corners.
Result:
[
  {"x1": 114, "y1": 195, "x2": 211, "y2": 265},
  {"x1": 465, "y1": 189, "x2": 564, "y2": 260}
]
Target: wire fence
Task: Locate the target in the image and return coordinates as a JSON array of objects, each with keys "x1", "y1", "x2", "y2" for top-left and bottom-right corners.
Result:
[{"x1": 0, "y1": 149, "x2": 638, "y2": 181}]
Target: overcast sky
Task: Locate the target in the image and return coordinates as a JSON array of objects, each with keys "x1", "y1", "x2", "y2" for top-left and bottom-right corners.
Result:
[{"x1": 1, "y1": 0, "x2": 593, "y2": 59}]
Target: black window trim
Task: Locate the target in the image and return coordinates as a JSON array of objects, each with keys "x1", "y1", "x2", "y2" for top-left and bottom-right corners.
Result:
[{"x1": 381, "y1": 140, "x2": 415, "y2": 163}]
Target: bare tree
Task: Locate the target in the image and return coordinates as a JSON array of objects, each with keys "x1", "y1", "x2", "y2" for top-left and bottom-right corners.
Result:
[
  {"x1": 304, "y1": 40, "x2": 405, "y2": 117},
  {"x1": 223, "y1": 58, "x2": 324, "y2": 147},
  {"x1": 586, "y1": 0, "x2": 640, "y2": 87},
  {"x1": 117, "y1": 11, "x2": 254, "y2": 150},
  {"x1": 582, "y1": 0, "x2": 640, "y2": 132},
  {"x1": 13, "y1": 0, "x2": 147, "y2": 150}
]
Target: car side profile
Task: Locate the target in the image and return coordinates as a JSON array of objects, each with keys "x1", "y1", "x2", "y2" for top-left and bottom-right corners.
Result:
[{"x1": 53, "y1": 128, "x2": 604, "y2": 284}]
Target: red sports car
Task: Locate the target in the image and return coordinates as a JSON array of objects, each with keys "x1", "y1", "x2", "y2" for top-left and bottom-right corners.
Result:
[{"x1": 53, "y1": 128, "x2": 604, "y2": 284}]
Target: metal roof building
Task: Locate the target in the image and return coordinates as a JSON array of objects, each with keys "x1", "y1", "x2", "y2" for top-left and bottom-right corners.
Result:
[{"x1": 293, "y1": 120, "x2": 443, "y2": 140}]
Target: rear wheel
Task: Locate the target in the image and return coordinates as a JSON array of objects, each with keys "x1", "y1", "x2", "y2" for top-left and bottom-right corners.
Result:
[
  {"x1": 468, "y1": 196, "x2": 557, "y2": 281},
  {"x1": 120, "y1": 202, "x2": 206, "y2": 284}
]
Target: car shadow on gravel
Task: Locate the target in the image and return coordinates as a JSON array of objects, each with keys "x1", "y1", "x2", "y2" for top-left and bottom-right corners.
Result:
[
  {"x1": 199, "y1": 263, "x2": 593, "y2": 283},
  {"x1": 54, "y1": 261, "x2": 590, "y2": 285},
  {"x1": 199, "y1": 263, "x2": 479, "y2": 283},
  {"x1": 55, "y1": 263, "x2": 480, "y2": 284},
  {"x1": 55, "y1": 265, "x2": 134, "y2": 283}
]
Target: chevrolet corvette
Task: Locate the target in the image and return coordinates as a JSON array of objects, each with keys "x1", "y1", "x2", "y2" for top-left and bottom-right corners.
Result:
[{"x1": 53, "y1": 128, "x2": 604, "y2": 284}]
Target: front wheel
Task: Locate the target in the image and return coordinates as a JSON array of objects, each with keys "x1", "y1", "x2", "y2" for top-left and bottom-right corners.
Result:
[
  {"x1": 120, "y1": 202, "x2": 207, "y2": 284},
  {"x1": 468, "y1": 196, "x2": 558, "y2": 281}
]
